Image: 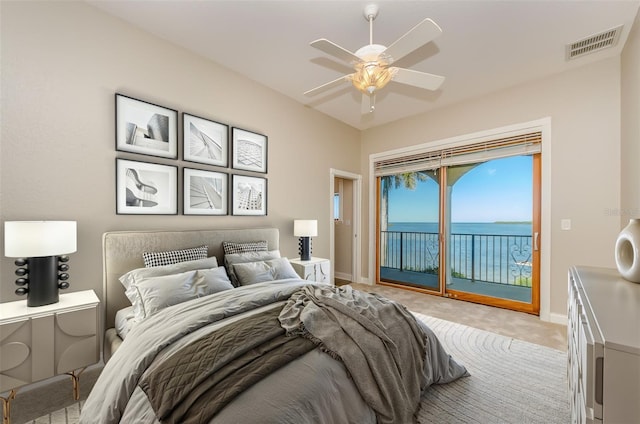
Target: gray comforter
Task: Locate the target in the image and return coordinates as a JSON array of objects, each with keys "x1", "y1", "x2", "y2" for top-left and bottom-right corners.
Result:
[{"x1": 80, "y1": 280, "x2": 467, "y2": 424}]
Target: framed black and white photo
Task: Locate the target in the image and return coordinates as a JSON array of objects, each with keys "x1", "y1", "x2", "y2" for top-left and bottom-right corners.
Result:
[
  {"x1": 183, "y1": 168, "x2": 228, "y2": 215},
  {"x1": 115, "y1": 93, "x2": 178, "y2": 159},
  {"x1": 231, "y1": 127, "x2": 267, "y2": 173},
  {"x1": 231, "y1": 174, "x2": 267, "y2": 216},
  {"x1": 183, "y1": 113, "x2": 228, "y2": 167},
  {"x1": 116, "y1": 158, "x2": 178, "y2": 215}
]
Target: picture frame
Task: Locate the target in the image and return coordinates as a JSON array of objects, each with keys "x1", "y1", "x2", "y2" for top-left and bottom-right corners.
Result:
[
  {"x1": 183, "y1": 168, "x2": 228, "y2": 215},
  {"x1": 116, "y1": 158, "x2": 178, "y2": 215},
  {"x1": 231, "y1": 127, "x2": 268, "y2": 173},
  {"x1": 231, "y1": 174, "x2": 267, "y2": 216},
  {"x1": 183, "y1": 113, "x2": 228, "y2": 167},
  {"x1": 115, "y1": 93, "x2": 178, "y2": 159}
]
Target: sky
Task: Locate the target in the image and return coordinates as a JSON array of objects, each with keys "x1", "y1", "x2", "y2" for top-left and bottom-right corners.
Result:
[{"x1": 387, "y1": 155, "x2": 533, "y2": 223}]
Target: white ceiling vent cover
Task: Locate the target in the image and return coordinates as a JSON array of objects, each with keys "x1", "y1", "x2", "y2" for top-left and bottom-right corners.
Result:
[{"x1": 566, "y1": 25, "x2": 623, "y2": 60}]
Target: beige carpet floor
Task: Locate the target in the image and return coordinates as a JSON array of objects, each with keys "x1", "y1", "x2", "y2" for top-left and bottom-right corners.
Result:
[{"x1": 347, "y1": 282, "x2": 567, "y2": 351}]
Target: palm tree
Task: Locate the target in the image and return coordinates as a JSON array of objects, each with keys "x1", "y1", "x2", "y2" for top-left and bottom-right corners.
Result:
[
  {"x1": 379, "y1": 171, "x2": 434, "y2": 232},
  {"x1": 379, "y1": 171, "x2": 436, "y2": 268}
]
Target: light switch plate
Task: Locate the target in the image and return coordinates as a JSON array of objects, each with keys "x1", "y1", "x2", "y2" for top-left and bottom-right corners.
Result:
[{"x1": 561, "y1": 219, "x2": 571, "y2": 230}]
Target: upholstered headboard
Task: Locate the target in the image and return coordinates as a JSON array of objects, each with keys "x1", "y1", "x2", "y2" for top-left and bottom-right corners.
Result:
[{"x1": 102, "y1": 228, "x2": 279, "y2": 331}]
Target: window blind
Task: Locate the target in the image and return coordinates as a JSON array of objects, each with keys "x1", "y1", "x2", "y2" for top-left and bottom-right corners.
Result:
[{"x1": 374, "y1": 131, "x2": 542, "y2": 176}]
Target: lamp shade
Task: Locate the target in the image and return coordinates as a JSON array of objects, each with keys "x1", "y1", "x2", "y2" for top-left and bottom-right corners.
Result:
[
  {"x1": 4, "y1": 221, "x2": 77, "y2": 258},
  {"x1": 294, "y1": 220, "x2": 317, "y2": 237}
]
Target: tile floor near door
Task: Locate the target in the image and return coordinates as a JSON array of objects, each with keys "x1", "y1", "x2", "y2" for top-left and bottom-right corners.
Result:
[{"x1": 339, "y1": 280, "x2": 567, "y2": 351}]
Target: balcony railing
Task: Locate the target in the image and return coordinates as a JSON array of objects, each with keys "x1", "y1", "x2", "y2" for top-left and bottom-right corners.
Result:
[{"x1": 380, "y1": 230, "x2": 532, "y2": 287}]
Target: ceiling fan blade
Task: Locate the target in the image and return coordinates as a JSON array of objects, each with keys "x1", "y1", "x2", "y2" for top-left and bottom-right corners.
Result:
[
  {"x1": 392, "y1": 67, "x2": 445, "y2": 91},
  {"x1": 383, "y1": 18, "x2": 442, "y2": 64},
  {"x1": 304, "y1": 74, "x2": 351, "y2": 97},
  {"x1": 310, "y1": 39, "x2": 363, "y2": 65}
]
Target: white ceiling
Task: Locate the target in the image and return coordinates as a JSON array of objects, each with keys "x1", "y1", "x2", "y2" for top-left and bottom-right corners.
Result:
[{"x1": 88, "y1": 0, "x2": 640, "y2": 130}]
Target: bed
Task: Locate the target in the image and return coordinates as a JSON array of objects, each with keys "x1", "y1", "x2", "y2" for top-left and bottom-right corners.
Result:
[{"x1": 81, "y1": 227, "x2": 467, "y2": 424}]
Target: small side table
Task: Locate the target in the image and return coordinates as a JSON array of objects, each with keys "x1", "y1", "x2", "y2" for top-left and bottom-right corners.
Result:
[
  {"x1": 290, "y1": 257, "x2": 331, "y2": 285},
  {"x1": 0, "y1": 290, "x2": 100, "y2": 424}
]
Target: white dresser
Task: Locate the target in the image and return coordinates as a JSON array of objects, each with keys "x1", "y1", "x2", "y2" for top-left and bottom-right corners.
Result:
[{"x1": 567, "y1": 266, "x2": 640, "y2": 423}]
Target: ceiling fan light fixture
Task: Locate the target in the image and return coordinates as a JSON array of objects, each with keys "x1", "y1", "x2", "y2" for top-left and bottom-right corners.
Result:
[
  {"x1": 305, "y1": 5, "x2": 444, "y2": 110},
  {"x1": 350, "y1": 62, "x2": 396, "y2": 94}
]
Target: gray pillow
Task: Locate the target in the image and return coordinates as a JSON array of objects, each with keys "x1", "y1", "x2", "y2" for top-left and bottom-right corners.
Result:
[
  {"x1": 119, "y1": 256, "x2": 219, "y2": 290},
  {"x1": 233, "y1": 257, "x2": 300, "y2": 286},
  {"x1": 196, "y1": 267, "x2": 234, "y2": 293},
  {"x1": 224, "y1": 250, "x2": 281, "y2": 286}
]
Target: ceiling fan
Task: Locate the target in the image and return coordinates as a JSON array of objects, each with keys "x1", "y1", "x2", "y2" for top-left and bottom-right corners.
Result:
[{"x1": 304, "y1": 4, "x2": 445, "y2": 114}]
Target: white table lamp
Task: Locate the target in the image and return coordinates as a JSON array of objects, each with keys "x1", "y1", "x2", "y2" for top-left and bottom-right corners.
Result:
[
  {"x1": 4, "y1": 221, "x2": 77, "y2": 306},
  {"x1": 294, "y1": 220, "x2": 317, "y2": 261}
]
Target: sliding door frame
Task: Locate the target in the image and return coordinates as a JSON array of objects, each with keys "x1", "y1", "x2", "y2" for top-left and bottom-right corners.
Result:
[
  {"x1": 442, "y1": 154, "x2": 541, "y2": 314},
  {"x1": 368, "y1": 118, "x2": 554, "y2": 321}
]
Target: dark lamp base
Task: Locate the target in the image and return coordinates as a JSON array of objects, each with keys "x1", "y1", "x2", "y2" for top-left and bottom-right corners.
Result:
[
  {"x1": 14, "y1": 256, "x2": 70, "y2": 307},
  {"x1": 298, "y1": 237, "x2": 312, "y2": 261}
]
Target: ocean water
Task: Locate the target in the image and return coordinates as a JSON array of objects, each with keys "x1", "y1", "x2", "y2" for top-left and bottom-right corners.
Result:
[
  {"x1": 382, "y1": 222, "x2": 533, "y2": 285},
  {"x1": 387, "y1": 222, "x2": 532, "y2": 236}
]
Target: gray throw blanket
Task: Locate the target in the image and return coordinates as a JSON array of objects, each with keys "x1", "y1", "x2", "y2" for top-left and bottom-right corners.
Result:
[
  {"x1": 139, "y1": 305, "x2": 315, "y2": 424},
  {"x1": 279, "y1": 285, "x2": 428, "y2": 424}
]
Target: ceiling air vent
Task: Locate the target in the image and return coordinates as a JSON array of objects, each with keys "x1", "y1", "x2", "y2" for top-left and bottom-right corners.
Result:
[{"x1": 566, "y1": 25, "x2": 623, "y2": 60}]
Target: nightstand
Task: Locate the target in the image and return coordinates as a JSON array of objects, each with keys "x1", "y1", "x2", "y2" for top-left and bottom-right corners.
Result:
[
  {"x1": 0, "y1": 290, "x2": 100, "y2": 423},
  {"x1": 289, "y1": 257, "x2": 331, "y2": 285}
]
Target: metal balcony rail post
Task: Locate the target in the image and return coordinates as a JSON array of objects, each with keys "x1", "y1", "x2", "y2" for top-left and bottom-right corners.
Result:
[
  {"x1": 471, "y1": 234, "x2": 476, "y2": 282},
  {"x1": 399, "y1": 231, "x2": 404, "y2": 271}
]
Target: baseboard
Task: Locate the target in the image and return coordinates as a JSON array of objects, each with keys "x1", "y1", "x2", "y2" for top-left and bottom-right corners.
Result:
[
  {"x1": 334, "y1": 271, "x2": 352, "y2": 281},
  {"x1": 548, "y1": 312, "x2": 567, "y2": 326},
  {"x1": 356, "y1": 276, "x2": 372, "y2": 285}
]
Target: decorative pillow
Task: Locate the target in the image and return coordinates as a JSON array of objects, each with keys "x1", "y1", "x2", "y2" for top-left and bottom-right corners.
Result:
[
  {"x1": 222, "y1": 240, "x2": 268, "y2": 255},
  {"x1": 233, "y1": 257, "x2": 300, "y2": 286},
  {"x1": 143, "y1": 245, "x2": 208, "y2": 268},
  {"x1": 125, "y1": 270, "x2": 200, "y2": 320},
  {"x1": 195, "y1": 267, "x2": 234, "y2": 293},
  {"x1": 119, "y1": 256, "x2": 218, "y2": 290},
  {"x1": 224, "y1": 250, "x2": 281, "y2": 286}
]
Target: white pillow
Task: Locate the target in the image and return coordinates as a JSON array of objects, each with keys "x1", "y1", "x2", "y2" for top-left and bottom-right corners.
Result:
[
  {"x1": 233, "y1": 257, "x2": 300, "y2": 286},
  {"x1": 126, "y1": 270, "x2": 200, "y2": 320},
  {"x1": 119, "y1": 256, "x2": 219, "y2": 290},
  {"x1": 114, "y1": 306, "x2": 135, "y2": 339},
  {"x1": 125, "y1": 266, "x2": 234, "y2": 321}
]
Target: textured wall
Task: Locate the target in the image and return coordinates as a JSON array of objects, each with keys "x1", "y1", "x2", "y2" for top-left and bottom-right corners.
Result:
[
  {"x1": 621, "y1": 9, "x2": 640, "y2": 227},
  {"x1": 0, "y1": 1, "x2": 360, "y2": 303}
]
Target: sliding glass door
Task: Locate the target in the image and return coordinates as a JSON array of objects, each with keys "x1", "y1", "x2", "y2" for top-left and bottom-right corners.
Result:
[
  {"x1": 443, "y1": 155, "x2": 540, "y2": 313},
  {"x1": 378, "y1": 171, "x2": 440, "y2": 292},
  {"x1": 377, "y1": 147, "x2": 541, "y2": 314}
]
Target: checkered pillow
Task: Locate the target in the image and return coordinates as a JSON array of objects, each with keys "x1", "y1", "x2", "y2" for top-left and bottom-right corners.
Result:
[
  {"x1": 143, "y1": 245, "x2": 208, "y2": 268},
  {"x1": 222, "y1": 240, "x2": 268, "y2": 255}
]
